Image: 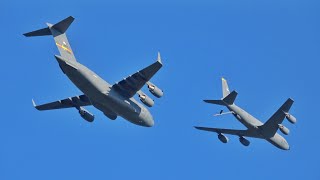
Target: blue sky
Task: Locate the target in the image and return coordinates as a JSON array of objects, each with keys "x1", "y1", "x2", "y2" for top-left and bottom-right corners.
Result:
[{"x1": 1, "y1": 0, "x2": 320, "y2": 179}]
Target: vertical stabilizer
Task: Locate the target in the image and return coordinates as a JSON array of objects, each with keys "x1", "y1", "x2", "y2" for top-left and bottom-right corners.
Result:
[
  {"x1": 204, "y1": 78, "x2": 237, "y2": 106},
  {"x1": 23, "y1": 16, "x2": 77, "y2": 62},
  {"x1": 222, "y1": 77, "x2": 230, "y2": 98}
]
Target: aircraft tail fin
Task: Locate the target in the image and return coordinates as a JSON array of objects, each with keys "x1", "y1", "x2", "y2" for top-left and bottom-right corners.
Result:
[
  {"x1": 204, "y1": 91, "x2": 238, "y2": 106},
  {"x1": 23, "y1": 16, "x2": 74, "y2": 37},
  {"x1": 51, "y1": 16, "x2": 74, "y2": 34},
  {"x1": 204, "y1": 78, "x2": 237, "y2": 106},
  {"x1": 222, "y1": 77, "x2": 230, "y2": 98},
  {"x1": 203, "y1": 99, "x2": 225, "y2": 105},
  {"x1": 23, "y1": 27, "x2": 52, "y2": 37},
  {"x1": 222, "y1": 90, "x2": 237, "y2": 105},
  {"x1": 23, "y1": 16, "x2": 77, "y2": 62}
]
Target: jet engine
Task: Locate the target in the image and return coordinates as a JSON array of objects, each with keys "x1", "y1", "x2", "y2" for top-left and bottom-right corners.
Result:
[
  {"x1": 147, "y1": 82, "x2": 163, "y2": 98},
  {"x1": 139, "y1": 93, "x2": 154, "y2": 107},
  {"x1": 279, "y1": 124, "x2": 290, "y2": 135},
  {"x1": 285, "y1": 113, "x2": 297, "y2": 124},
  {"x1": 218, "y1": 133, "x2": 229, "y2": 143},
  {"x1": 239, "y1": 136, "x2": 250, "y2": 146},
  {"x1": 78, "y1": 107, "x2": 94, "y2": 122}
]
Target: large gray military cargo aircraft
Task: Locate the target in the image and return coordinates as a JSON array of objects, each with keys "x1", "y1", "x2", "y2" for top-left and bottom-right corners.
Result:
[
  {"x1": 24, "y1": 16, "x2": 164, "y2": 127},
  {"x1": 195, "y1": 78, "x2": 296, "y2": 150}
]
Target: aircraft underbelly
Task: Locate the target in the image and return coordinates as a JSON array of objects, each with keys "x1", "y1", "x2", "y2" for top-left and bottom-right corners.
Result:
[
  {"x1": 96, "y1": 94, "x2": 152, "y2": 126},
  {"x1": 89, "y1": 91, "x2": 141, "y2": 124},
  {"x1": 59, "y1": 61, "x2": 152, "y2": 126},
  {"x1": 62, "y1": 63, "x2": 109, "y2": 95},
  {"x1": 228, "y1": 105, "x2": 263, "y2": 129}
]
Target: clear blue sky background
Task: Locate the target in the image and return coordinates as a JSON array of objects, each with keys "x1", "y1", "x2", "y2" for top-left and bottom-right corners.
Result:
[{"x1": 1, "y1": 0, "x2": 319, "y2": 179}]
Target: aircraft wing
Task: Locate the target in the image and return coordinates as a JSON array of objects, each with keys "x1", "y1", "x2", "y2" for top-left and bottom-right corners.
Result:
[
  {"x1": 194, "y1": 126, "x2": 263, "y2": 138},
  {"x1": 32, "y1": 95, "x2": 91, "y2": 110},
  {"x1": 260, "y1": 98, "x2": 294, "y2": 137},
  {"x1": 112, "y1": 53, "x2": 163, "y2": 99}
]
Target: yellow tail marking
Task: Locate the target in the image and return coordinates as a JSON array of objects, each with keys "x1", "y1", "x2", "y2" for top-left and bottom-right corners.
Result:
[{"x1": 56, "y1": 42, "x2": 73, "y2": 54}]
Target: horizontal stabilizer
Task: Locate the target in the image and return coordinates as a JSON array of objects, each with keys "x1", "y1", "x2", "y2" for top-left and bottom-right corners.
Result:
[
  {"x1": 23, "y1": 16, "x2": 74, "y2": 37},
  {"x1": 23, "y1": 16, "x2": 77, "y2": 62},
  {"x1": 222, "y1": 90, "x2": 237, "y2": 105},
  {"x1": 23, "y1": 27, "x2": 51, "y2": 37},
  {"x1": 52, "y1": 16, "x2": 74, "y2": 34},
  {"x1": 203, "y1": 100, "x2": 225, "y2": 106}
]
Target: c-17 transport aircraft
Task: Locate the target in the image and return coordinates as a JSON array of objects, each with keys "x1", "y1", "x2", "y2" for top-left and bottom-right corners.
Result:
[
  {"x1": 195, "y1": 78, "x2": 297, "y2": 150},
  {"x1": 24, "y1": 16, "x2": 164, "y2": 127}
]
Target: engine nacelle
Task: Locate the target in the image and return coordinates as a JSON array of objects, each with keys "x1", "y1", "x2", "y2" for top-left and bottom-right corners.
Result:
[
  {"x1": 218, "y1": 133, "x2": 229, "y2": 143},
  {"x1": 104, "y1": 112, "x2": 117, "y2": 120},
  {"x1": 139, "y1": 93, "x2": 154, "y2": 107},
  {"x1": 239, "y1": 136, "x2": 250, "y2": 146},
  {"x1": 79, "y1": 107, "x2": 94, "y2": 122},
  {"x1": 279, "y1": 124, "x2": 290, "y2": 135},
  {"x1": 147, "y1": 82, "x2": 163, "y2": 98},
  {"x1": 286, "y1": 113, "x2": 297, "y2": 124}
]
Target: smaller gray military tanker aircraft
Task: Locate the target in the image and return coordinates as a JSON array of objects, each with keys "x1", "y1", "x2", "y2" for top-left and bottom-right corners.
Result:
[
  {"x1": 24, "y1": 16, "x2": 164, "y2": 127},
  {"x1": 195, "y1": 78, "x2": 296, "y2": 150}
]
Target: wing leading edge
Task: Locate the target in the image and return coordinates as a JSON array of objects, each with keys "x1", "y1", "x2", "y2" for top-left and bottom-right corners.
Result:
[
  {"x1": 32, "y1": 95, "x2": 91, "y2": 110},
  {"x1": 194, "y1": 126, "x2": 263, "y2": 138},
  {"x1": 112, "y1": 53, "x2": 163, "y2": 99},
  {"x1": 259, "y1": 98, "x2": 294, "y2": 137}
]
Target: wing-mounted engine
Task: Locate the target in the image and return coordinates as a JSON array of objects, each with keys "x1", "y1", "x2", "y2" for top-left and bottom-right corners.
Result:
[
  {"x1": 285, "y1": 113, "x2": 297, "y2": 124},
  {"x1": 78, "y1": 107, "x2": 94, "y2": 122},
  {"x1": 218, "y1": 133, "x2": 229, "y2": 143},
  {"x1": 147, "y1": 81, "x2": 163, "y2": 98},
  {"x1": 239, "y1": 136, "x2": 250, "y2": 146},
  {"x1": 278, "y1": 124, "x2": 290, "y2": 135},
  {"x1": 137, "y1": 91, "x2": 154, "y2": 107}
]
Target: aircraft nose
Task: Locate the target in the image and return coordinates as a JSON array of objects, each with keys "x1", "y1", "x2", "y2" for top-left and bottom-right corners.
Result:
[
  {"x1": 145, "y1": 119, "x2": 154, "y2": 127},
  {"x1": 144, "y1": 112, "x2": 154, "y2": 127},
  {"x1": 282, "y1": 142, "x2": 290, "y2": 150},
  {"x1": 139, "y1": 108, "x2": 154, "y2": 127}
]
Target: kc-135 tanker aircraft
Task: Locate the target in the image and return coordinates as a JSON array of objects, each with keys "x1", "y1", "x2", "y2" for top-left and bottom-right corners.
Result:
[
  {"x1": 195, "y1": 78, "x2": 296, "y2": 150},
  {"x1": 24, "y1": 16, "x2": 164, "y2": 127}
]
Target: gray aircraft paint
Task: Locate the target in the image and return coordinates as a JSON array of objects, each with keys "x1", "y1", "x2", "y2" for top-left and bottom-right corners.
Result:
[
  {"x1": 195, "y1": 78, "x2": 296, "y2": 150},
  {"x1": 24, "y1": 16, "x2": 163, "y2": 127}
]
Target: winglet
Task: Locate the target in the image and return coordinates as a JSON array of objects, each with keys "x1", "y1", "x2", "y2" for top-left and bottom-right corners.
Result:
[
  {"x1": 157, "y1": 52, "x2": 162, "y2": 64},
  {"x1": 32, "y1": 99, "x2": 36, "y2": 106},
  {"x1": 32, "y1": 99, "x2": 40, "y2": 110}
]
